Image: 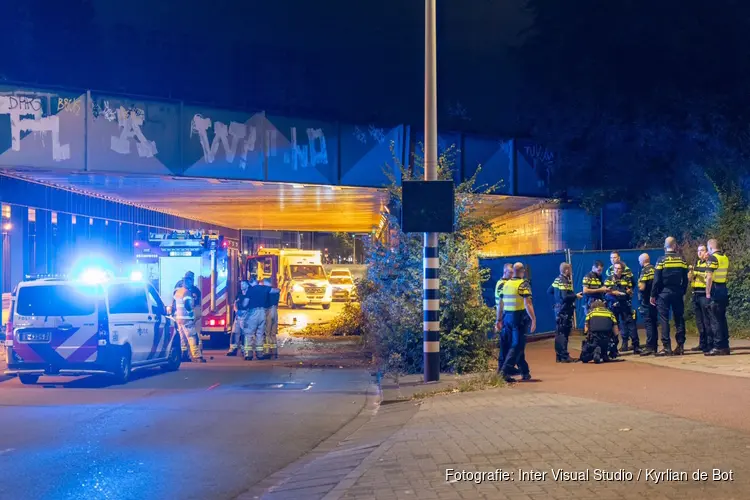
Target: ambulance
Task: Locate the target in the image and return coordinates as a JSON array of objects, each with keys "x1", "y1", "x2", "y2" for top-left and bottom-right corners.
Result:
[
  {"x1": 135, "y1": 230, "x2": 241, "y2": 345},
  {"x1": 246, "y1": 248, "x2": 332, "y2": 309}
]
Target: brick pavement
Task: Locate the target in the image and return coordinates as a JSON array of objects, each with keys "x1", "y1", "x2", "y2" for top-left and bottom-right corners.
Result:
[{"x1": 331, "y1": 390, "x2": 750, "y2": 500}]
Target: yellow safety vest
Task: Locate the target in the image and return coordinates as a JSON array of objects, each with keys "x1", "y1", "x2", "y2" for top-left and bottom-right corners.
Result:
[
  {"x1": 712, "y1": 252, "x2": 729, "y2": 284},
  {"x1": 501, "y1": 278, "x2": 528, "y2": 312},
  {"x1": 494, "y1": 278, "x2": 508, "y2": 304},
  {"x1": 173, "y1": 288, "x2": 194, "y2": 320},
  {"x1": 692, "y1": 259, "x2": 709, "y2": 290}
]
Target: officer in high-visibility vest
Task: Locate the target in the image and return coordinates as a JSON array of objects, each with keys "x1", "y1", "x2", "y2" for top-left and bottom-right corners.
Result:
[
  {"x1": 637, "y1": 253, "x2": 659, "y2": 356},
  {"x1": 582, "y1": 261, "x2": 609, "y2": 315},
  {"x1": 495, "y1": 262, "x2": 536, "y2": 382},
  {"x1": 604, "y1": 262, "x2": 640, "y2": 354},
  {"x1": 706, "y1": 238, "x2": 730, "y2": 356},
  {"x1": 580, "y1": 299, "x2": 621, "y2": 363},
  {"x1": 650, "y1": 237, "x2": 689, "y2": 356},
  {"x1": 173, "y1": 277, "x2": 206, "y2": 363},
  {"x1": 605, "y1": 251, "x2": 635, "y2": 288},
  {"x1": 688, "y1": 245, "x2": 714, "y2": 353},
  {"x1": 494, "y1": 263, "x2": 513, "y2": 308},
  {"x1": 547, "y1": 262, "x2": 582, "y2": 363}
]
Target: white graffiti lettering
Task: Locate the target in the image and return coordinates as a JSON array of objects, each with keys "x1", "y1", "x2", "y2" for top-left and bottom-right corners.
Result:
[
  {"x1": 0, "y1": 95, "x2": 71, "y2": 161},
  {"x1": 111, "y1": 106, "x2": 158, "y2": 158},
  {"x1": 191, "y1": 114, "x2": 259, "y2": 168},
  {"x1": 524, "y1": 144, "x2": 554, "y2": 165},
  {"x1": 368, "y1": 124, "x2": 385, "y2": 144},
  {"x1": 283, "y1": 127, "x2": 328, "y2": 170},
  {"x1": 353, "y1": 126, "x2": 367, "y2": 144}
]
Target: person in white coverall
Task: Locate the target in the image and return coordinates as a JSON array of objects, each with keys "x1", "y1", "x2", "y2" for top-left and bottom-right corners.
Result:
[{"x1": 173, "y1": 278, "x2": 206, "y2": 363}]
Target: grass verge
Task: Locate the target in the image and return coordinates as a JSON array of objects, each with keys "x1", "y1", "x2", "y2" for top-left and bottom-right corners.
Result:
[{"x1": 410, "y1": 372, "x2": 505, "y2": 400}]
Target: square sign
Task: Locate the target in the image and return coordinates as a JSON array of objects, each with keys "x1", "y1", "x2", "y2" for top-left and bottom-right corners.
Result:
[{"x1": 401, "y1": 180, "x2": 455, "y2": 233}]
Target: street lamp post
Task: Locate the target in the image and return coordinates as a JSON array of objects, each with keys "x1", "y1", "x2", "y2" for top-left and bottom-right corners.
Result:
[{"x1": 423, "y1": 0, "x2": 440, "y2": 383}]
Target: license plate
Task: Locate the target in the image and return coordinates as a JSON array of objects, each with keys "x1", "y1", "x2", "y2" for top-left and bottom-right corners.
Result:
[{"x1": 22, "y1": 332, "x2": 51, "y2": 342}]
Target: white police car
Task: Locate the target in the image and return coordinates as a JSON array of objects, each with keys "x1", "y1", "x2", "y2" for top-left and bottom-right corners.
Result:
[{"x1": 4, "y1": 271, "x2": 181, "y2": 385}]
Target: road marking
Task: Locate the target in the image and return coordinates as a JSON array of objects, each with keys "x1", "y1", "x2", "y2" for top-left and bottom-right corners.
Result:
[{"x1": 206, "y1": 383, "x2": 220, "y2": 391}]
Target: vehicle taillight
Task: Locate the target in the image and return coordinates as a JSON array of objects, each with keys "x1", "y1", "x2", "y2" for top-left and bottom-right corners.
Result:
[
  {"x1": 220, "y1": 319, "x2": 226, "y2": 326},
  {"x1": 209, "y1": 319, "x2": 216, "y2": 326}
]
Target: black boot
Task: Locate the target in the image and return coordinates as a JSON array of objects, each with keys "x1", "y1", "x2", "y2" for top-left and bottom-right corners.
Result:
[
  {"x1": 655, "y1": 348, "x2": 672, "y2": 357},
  {"x1": 593, "y1": 346, "x2": 603, "y2": 364},
  {"x1": 706, "y1": 348, "x2": 730, "y2": 356},
  {"x1": 557, "y1": 357, "x2": 574, "y2": 363},
  {"x1": 632, "y1": 345, "x2": 642, "y2": 355},
  {"x1": 673, "y1": 345, "x2": 685, "y2": 356},
  {"x1": 620, "y1": 341, "x2": 632, "y2": 352},
  {"x1": 688, "y1": 346, "x2": 703, "y2": 353},
  {"x1": 226, "y1": 348, "x2": 238, "y2": 357},
  {"x1": 639, "y1": 348, "x2": 656, "y2": 356},
  {"x1": 244, "y1": 352, "x2": 253, "y2": 361}
]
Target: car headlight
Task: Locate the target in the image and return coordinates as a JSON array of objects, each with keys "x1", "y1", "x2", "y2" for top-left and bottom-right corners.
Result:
[{"x1": 293, "y1": 284, "x2": 305, "y2": 293}]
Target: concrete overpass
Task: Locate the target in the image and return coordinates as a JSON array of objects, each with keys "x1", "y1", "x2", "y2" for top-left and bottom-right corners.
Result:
[{"x1": 0, "y1": 84, "x2": 553, "y2": 232}]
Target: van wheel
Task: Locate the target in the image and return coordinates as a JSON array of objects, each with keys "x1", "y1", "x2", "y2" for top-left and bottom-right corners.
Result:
[
  {"x1": 113, "y1": 347, "x2": 132, "y2": 385},
  {"x1": 322, "y1": 304, "x2": 331, "y2": 310},
  {"x1": 19, "y1": 374, "x2": 39, "y2": 385},
  {"x1": 163, "y1": 338, "x2": 181, "y2": 372}
]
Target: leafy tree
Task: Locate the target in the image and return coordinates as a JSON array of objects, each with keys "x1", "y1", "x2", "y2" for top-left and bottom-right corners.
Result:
[{"x1": 357, "y1": 146, "x2": 500, "y2": 374}]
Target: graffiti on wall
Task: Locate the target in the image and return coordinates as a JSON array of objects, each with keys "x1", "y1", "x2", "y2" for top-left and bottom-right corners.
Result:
[
  {"x1": 91, "y1": 100, "x2": 158, "y2": 158},
  {"x1": 191, "y1": 113, "x2": 328, "y2": 171},
  {"x1": 353, "y1": 125, "x2": 386, "y2": 145},
  {"x1": 0, "y1": 93, "x2": 71, "y2": 161}
]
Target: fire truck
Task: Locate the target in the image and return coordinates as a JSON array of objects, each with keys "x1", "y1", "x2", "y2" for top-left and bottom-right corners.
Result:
[{"x1": 135, "y1": 230, "x2": 241, "y2": 346}]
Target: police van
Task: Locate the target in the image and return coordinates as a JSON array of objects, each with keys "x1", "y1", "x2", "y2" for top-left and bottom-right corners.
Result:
[{"x1": 3, "y1": 272, "x2": 181, "y2": 385}]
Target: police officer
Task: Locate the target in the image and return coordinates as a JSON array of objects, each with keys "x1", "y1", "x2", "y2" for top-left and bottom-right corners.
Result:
[
  {"x1": 580, "y1": 299, "x2": 621, "y2": 364},
  {"x1": 637, "y1": 253, "x2": 659, "y2": 356},
  {"x1": 243, "y1": 278, "x2": 270, "y2": 360},
  {"x1": 262, "y1": 278, "x2": 280, "y2": 359},
  {"x1": 227, "y1": 280, "x2": 251, "y2": 356},
  {"x1": 687, "y1": 245, "x2": 714, "y2": 354},
  {"x1": 496, "y1": 262, "x2": 536, "y2": 382},
  {"x1": 582, "y1": 261, "x2": 609, "y2": 315},
  {"x1": 706, "y1": 239, "x2": 730, "y2": 356},
  {"x1": 650, "y1": 237, "x2": 688, "y2": 356},
  {"x1": 547, "y1": 262, "x2": 582, "y2": 363},
  {"x1": 605, "y1": 262, "x2": 640, "y2": 354},
  {"x1": 172, "y1": 278, "x2": 206, "y2": 363},
  {"x1": 494, "y1": 263, "x2": 513, "y2": 307},
  {"x1": 606, "y1": 251, "x2": 635, "y2": 287}
]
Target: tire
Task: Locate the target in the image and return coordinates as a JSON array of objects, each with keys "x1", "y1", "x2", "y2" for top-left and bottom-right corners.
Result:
[
  {"x1": 19, "y1": 374, "x2": 39, "y2": 385},
  {"x1": 112, "y1": 346, "x2": 132, "y2": 385},
  {"x1": 162, "y1": 338, "x2": 182, "y2": 372},
  {"x1": 322, "y1": 304, "x2": 331, "y2": 310}
]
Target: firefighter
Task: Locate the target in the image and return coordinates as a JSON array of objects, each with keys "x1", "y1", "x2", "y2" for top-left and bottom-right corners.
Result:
[
  {"x1": 494, "y1": 263, "x2": 513, "y2": 307},
  {"x1": 263, "y1": 278, "x2": 281, "y2": 359},
  {"x1": 242, "y1": 278, "x2": 270, "y2": 361},
  {"x1": 580, "y1": 300, "x2": 621, "y2": 364},
  {"x1": 605, "y1": 262, "x2": 640, "y2": 353},
  {"x1": 173, "y1": 272, "x2": 203, "y2": 361},
  {"x1": 688, "y1": 245, "x2": 714, "y2": 354},
  {"x1": 227, "y1": 280, "x2": 251, "y2": 356},
  {"x1": 637, "y1": 253, "x2": 659, "y2": 356},
  {"x1": 495, "y1": 262, "x2": 536, "y2": 382},
  {"x1": 650, "y1": 237, "x2": 689, "y2": 356},
  {"x1": 605, "y1": 251, "x2": 635, "y2": 287},
  {"x1": 582, "y1": 261, "x2": 609, "y2": 315},
  {"x1": 547, "y1": 262, "x2": 582, "y2": 363},
  {"x1": 706, "y1": 238, "x2": 730, "y2": 356},
  {"x1": 172, "y1": 278, "x2": 206, "y2": 363}
]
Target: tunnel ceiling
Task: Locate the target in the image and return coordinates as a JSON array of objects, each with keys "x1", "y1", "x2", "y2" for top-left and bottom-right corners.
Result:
[{"x1": 2, "y1": 170, "x2": 545, "y2": 232}]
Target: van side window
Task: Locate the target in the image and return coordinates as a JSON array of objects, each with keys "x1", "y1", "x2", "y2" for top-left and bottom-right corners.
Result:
[
  {"x1": 108, "y1": 284, "x2": 149, "y2": 315},
  {"x1": 147, "y1": 285, "x2": 165, "y2": 313}
]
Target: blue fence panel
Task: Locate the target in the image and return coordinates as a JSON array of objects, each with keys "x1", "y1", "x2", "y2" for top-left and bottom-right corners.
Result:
[
  {"x1": 479, "y1": 252, "x2": 566, "y2": 335},
  {"x1": 570, "y1": 249, "x2": 661, "y2": 329}
]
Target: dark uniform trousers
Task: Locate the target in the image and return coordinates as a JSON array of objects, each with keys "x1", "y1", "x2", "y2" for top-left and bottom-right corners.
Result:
[
  {"x1": 693, "y1": 293, "x2": 714, "y2": 352},
  {"x1": 554, "y1": 305, "x2": 573, "y2": 359},
  {"x1": 610, "y1": 302, "x2": 639, "y2": 347},
  {"x1": 709, "y1": 285, "x2": 729, "y2": 350},
  {"x1": 657, "y1": 288, "x2": 686, "y2": 348},
  {"x1": 501, "y1": 311, "x2": 530, "y2": 377},
  {"x1": 639, "y1": 303, "x2": 659, "y2": 351},
  {"x1": 580, "y1": 331, "x2": 617, "y2": 363}
]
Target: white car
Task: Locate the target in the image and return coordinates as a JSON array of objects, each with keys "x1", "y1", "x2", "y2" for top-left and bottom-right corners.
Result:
[
  {"x1": 4, "y1": 274, "x2": 181, "y2": 385},
  {"x1": 329, "y1": 269, "x2": 356, "y2": 301}
]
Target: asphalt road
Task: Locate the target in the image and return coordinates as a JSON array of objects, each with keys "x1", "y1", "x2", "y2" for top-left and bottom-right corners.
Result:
[
  {"x1": 278, "y1": 300, "x2": 352, "y2": 333},
  {"x1": 0, "y1": 306, "x2": 372, "y2": 500}
]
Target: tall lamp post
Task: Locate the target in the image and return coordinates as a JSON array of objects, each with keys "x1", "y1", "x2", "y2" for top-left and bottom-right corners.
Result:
[{"x1": 423, "y1": 0, "x2": 440, "y2": 382}]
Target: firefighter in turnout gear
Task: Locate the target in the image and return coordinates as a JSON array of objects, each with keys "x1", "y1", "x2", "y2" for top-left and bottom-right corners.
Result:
[
  {"x1": 605, "y1": 262, "x2": 640, "y2": 354},
  {"x1": 243, "y1": 278, "x2": 270, "y2": 360},
  {"x1": 547, "y1": 262, "x2": 582, "y2": 363},
  {"x1": 173, "y1": 272, "x2": 202, "y2": 361},
  {"x1": 580, "y1": 300, "x2": 621, "y2": 364},
  {"x1": 637, "y1": 253, "x2": 659, "y2": 356},
  {"x1": 494, "y1": 263, "x2": 513, "y2": 308},
  {"x1": 495, "y1": 262, "x2": 536, "y2": 383},
  {"x1": 263, "y1": 278, "x2": 280, "y2": 359},
  {"x1": 650, "y1": 237, "x2": 689, "y2": 356},
  {"x1": 227, "y1": 280, "x2": 251, "y2": 356},
  {"x1": 172, "y1": 274, "x2": 206, "y2": 363},
  {"x1": 688, "y1": 245, "x2": 714, "y2": 354},
  {"x1": 706, "y1": 239, "x2": 730, "y2": 356},
  {"x1": 582, "y1": 261, "x2": 609, "y2": 315}
]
